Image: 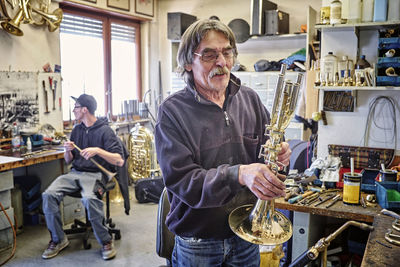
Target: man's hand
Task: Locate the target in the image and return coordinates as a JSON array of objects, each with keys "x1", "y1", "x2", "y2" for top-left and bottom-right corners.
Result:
[
  {"x1": 80, "y1": 147, "x2": 100, "y2": 160},
  {"x1": 277, "y1": 142, "x2": 291, "y2": 167},
  {"x1": 238, "y1": 163, "x2": 286, "y2": 200},
  {"x1": 64, "y1": 141, "x2": 75, "y2": 153}
]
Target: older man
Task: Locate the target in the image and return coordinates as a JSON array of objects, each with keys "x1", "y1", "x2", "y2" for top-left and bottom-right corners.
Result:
[{"x1": 155, "y1": 19, "x2": 291, "y2": 266}]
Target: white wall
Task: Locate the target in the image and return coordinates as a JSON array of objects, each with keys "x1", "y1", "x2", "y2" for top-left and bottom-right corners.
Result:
[{"x1": 155, "y1": 0, "x2": 322, "y2": 99}]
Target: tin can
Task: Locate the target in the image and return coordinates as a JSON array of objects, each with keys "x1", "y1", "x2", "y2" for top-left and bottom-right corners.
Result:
[{"x1": 343, "y1": 172, "x2": 362, "y2": 205}]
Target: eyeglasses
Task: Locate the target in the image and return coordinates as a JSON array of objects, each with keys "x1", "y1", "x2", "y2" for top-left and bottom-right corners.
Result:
[
  {"x1": 194, "y1": 48, "x2": 234, "y2": 62},
  {"x1": 73, "y1": 105, "x2": 82, "y2": 110}
]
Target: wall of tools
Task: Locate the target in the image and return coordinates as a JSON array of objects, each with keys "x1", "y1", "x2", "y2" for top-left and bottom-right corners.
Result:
[{"x1": 0, "y1": 71, "x2": 62, "y2": 139}]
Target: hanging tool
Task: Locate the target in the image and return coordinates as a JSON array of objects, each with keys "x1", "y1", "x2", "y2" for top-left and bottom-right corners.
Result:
[
  {"x1": 49, "y1": 76, "x2": 55, "y2": 110},
  {"x1": 325, "y1": 194, "x2": 342, "y2": 208},
  {"x1": 43, "y1": 80, "x2": 50, "y2": 114}
]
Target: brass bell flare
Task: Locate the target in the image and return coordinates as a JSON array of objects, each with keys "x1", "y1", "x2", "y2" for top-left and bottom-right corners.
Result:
[
  {"x1": 229, "y1": 203, "x2": 293, "y2": 245},
  {"x1": 1, "y1": 9, "x2": 24, "y2": 36}
]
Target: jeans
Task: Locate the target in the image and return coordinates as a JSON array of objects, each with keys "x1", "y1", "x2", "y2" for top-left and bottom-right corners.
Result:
[
  {"x1": 172, "y1": 234, "x2": 260, "y2": 267},
  {"x1": 42, "y1": 170, "x2": 111, "y2": 245}
]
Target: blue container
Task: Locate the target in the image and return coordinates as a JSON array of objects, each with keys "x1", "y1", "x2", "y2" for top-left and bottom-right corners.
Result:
[
  {"x1": 361, "y1": 169, "x2": 379, "y2": 193},
  {"x1": 374, "y1": 0, "x2": 388, "y2": 22},
  {"x1": 375, "y1": 181, "x2": 400, "y2": 210}
]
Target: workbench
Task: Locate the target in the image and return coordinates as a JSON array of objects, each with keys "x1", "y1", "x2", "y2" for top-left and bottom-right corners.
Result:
[
  {"x1": 275, "y1": 192, "x2": 380, "y2": 223},
  {"x1": 361, "y1": 214, "x2": 400, "y2": 267},
  {"x1": 0, "y1": 146, "x2": 65, "y2": 172}
]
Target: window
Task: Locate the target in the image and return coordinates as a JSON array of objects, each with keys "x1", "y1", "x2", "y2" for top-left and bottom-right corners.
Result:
[{"x1": 59, "y1": 5, "x2": 141, "y2": 120}]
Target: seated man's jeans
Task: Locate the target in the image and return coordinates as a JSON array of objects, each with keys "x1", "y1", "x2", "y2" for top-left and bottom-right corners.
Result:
[{"x1": 172, "y1": 234, "x2": 260, "y2": 267}]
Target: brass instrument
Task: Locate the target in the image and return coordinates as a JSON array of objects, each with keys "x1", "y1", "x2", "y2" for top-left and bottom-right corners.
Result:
[
  {"x1": 128, "y1": 123, "x2": 159, "y2": 182},
  {"x1": 71, "y1": 142, "x2": 117, "y2": 180},
  {"x1": 229, "y1": 64, "x2": 303, "y2": 245},
  {"x1": 0, "y1": 0, "x2": 62, "y2": 36}
]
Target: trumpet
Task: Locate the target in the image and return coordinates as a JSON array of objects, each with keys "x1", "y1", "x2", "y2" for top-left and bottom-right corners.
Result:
[{"x1": 229, "y1": 64, "x2": 303, "y2": 245}]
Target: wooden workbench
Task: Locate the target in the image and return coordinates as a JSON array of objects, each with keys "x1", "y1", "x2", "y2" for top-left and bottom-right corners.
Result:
[
  {"x1": 275, "y1": 192, "x2": 380, "y2": 223},
  {"x1": 361, "y1": 214, "x2": 400, "y2": 267},
  {"x1": 0, "y1": 146, "x2": 64, "y2": 172}
]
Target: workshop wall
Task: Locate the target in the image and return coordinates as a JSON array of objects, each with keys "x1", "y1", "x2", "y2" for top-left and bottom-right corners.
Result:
[{"x1": 155, "y1": 0, "x2": 322, "y2": 98}]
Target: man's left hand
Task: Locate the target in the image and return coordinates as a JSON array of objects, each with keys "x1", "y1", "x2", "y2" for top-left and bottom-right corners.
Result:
[{"x1": 80, "y1": 147, "x2": 99, "y2": 160}]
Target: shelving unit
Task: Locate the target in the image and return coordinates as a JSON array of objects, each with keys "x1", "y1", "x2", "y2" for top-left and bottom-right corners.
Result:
[
  {"x1": 316, "y1": 86, "x2": 400, "y2": 91},
  {"x1": 236, "y1": 33, "x2": 306, "y2": 53},
  {"x1": 315, "y1": 20, "x2": 400, "y2": 31}
]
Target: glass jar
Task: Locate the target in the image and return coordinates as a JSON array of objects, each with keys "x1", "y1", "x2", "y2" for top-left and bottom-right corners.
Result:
[{"x1": 330, "y1": 0, "x2": 342, "y2": 24}]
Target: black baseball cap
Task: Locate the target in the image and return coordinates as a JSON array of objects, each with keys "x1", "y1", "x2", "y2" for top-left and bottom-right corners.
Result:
[{"x1": 71, "y1": 94, "x2": 97, "y2": 114}]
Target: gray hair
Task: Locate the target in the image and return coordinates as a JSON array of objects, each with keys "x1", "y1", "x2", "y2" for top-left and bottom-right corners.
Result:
[{"x1": 176, "y1": 19, "x2": 238, "y2": 89}]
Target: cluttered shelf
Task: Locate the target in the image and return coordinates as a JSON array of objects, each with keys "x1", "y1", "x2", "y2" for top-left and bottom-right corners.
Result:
[
  {"x1": 316, "y1": 86, "x2": 400, "y2": 91},
  {"x1": 315, "y1": 20, "x2": 400, "y2": 31}
]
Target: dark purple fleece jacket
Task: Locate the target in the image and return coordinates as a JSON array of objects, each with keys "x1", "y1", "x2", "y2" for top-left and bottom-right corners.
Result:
[{"x1": 155, "y1": 74, "x2": 271, "y2": 239}]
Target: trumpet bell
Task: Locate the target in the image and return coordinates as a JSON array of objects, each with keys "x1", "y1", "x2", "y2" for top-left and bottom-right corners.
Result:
[
  {"x1": 229, "y1": 204, "x2": 292, "y2": 245},
  {"x1": 1, "y1": 9, "x2": 24, "y2": 36}
]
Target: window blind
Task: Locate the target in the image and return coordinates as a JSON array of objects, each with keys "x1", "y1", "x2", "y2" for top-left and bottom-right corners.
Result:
[
  {"x1": 111, "y1": 23, "x2": 136, "y2": 43},
  {"x1": 60, "y1": 13, "x2": 103, "y2": 38}
]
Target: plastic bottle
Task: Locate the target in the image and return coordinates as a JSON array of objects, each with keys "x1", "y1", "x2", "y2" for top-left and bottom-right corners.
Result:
[
  {"x1": 321, "y1": 52, "x2": 338, "y2": 85},
  {"x1": 341, "y1": 0, "x2": 349, "y2": 23},
  {"x1": 355, "y1": 55, "x2": 371, "y2": 69},
  {"x1": 26, "y1": 137, "x2": 32, "y2": 152},
  {"x1": 362, "y1": 0, "x2": 375, "y2": 22},
  {"x1": 338, "y1": 56, "x2": 354, "y2": 83},
  {"x1": 330, "y1": 0, "x2": 342, "y2": 24},
  {"x1": 355, "y1": 55, "x2": 371, "y2": 86}
]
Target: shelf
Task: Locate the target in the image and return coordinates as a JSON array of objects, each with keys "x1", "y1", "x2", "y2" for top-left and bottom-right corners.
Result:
[
  {"x1": 237, "y1": 33, "x2": 306, "y2": 53},
  {"x1": 316, "y1": 86, "x2": 400, "y2": 91},
  {"x1": 315, "y1": 21, "x2": 400, "y2": 31}
]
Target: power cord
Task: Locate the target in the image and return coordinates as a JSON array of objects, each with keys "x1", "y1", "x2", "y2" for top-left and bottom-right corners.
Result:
[{"x1": 0, "y1": 202, "x2": 16, "y2": 266}]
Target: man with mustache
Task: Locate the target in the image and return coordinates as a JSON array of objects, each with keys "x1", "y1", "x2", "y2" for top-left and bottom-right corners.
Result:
[{"x1": 155, "y1": 19, "x2": 291, "y2": 266}]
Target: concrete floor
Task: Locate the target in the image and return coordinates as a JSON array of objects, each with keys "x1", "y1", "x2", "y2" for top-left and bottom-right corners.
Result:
[{"x1": 0, "y1": 187, "x2": 166, "y2": 267}]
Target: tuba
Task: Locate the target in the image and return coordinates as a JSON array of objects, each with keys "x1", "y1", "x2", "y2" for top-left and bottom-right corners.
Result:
[
  {"x1": 229, "y1": 64, "x2": 303, "y2": 245},
  {"x1": 128, "y1": 123, "x2": 160, "y2": 182}
]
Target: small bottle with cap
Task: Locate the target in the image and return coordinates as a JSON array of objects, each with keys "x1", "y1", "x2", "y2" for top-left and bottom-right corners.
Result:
[{"x1": 26, "y1": 137, "x2": 32, "y2": 152}]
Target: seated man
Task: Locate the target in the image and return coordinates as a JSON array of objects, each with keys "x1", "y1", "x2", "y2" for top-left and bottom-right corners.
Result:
[{"x1": 42, "y1": 94, "x2": 124, "y2": 260}]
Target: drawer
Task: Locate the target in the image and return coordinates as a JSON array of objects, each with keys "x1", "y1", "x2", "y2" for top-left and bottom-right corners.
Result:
[
  {"x1": 0, "y1": 171, "x2": 13, "y2": 191},
  {"x1": 0, "y1": 207, "x2": 14, "y2": 230},
  {"x1": 0, "y1": 190, "x2": 11, "y2": 209}
]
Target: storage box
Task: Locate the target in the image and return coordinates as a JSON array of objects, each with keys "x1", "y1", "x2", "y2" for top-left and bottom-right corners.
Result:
[
  {"x1": 167, "y1": 12, "x2": 197, "y2": 41},
  {"x1": 361, "y1": 169, "x2": 379, "y2": 193},
  {"x1": 265, "y1": 10, "x2": 289, "y2": 35},
  {"x1": 375, "y1": 181, "x2": 400, "y2": 210}
]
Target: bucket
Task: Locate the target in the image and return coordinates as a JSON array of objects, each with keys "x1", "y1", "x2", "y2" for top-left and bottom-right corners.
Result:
[
  {"x1": 380, "y1": 169, "x2": 398, "y2": 182},
  {"x1": 343, "y1": 172, "x2": 362, "y2": 205}
]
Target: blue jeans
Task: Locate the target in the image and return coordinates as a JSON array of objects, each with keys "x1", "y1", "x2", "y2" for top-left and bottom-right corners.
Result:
[{"x1": 172, "y1": 234, "x2": 260, "y2": 267}]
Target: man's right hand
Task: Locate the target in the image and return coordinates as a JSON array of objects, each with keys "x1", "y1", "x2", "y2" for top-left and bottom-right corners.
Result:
[
  {"x1": 238, "y1": 163, "x2": 286, "y2": 201},
  {"x1": 64, "y1": 141, "x2": 75, "y2": 153}
]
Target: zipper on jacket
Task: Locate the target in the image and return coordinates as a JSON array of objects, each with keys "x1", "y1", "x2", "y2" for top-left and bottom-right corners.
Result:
[{"x1": 224, "y1": 111, "x2": 230, "y2": 126}]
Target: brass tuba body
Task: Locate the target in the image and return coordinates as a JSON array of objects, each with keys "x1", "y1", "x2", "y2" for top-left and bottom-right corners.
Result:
[
  {"x1": 229, "y1": 64, "x2": 303, "y2": 245},
  {"x1": 128, "y1": 123, "x2": 159, "y2": 182}
]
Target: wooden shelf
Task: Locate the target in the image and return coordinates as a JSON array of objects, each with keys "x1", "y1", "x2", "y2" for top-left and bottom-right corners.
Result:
[
  {"x1": 316, "y1": 86, "x2": 400, "y2": 91},
  {"x1": 315, "y1": 20, "x2": 400, "y2": 31}
]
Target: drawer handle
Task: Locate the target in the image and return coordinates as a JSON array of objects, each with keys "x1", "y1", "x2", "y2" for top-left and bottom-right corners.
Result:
[{"x1": 74, "y1": 208, "x2": 81, "y2": 212}]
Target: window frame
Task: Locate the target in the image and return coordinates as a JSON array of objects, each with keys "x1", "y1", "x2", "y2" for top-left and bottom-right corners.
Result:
[{"x1": 60, "y1": 2, "x2": 142, "y2": 117}]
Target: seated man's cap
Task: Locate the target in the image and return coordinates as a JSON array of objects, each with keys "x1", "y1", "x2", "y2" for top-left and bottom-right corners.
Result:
[{"x1": 71, "y1": 94, "x2": 97, "y2": 114}]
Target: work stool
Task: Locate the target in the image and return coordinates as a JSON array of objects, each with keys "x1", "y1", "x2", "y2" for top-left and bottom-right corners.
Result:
[{"x1": 64, "y1": 180, "x2": 121, "y2": 249}]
